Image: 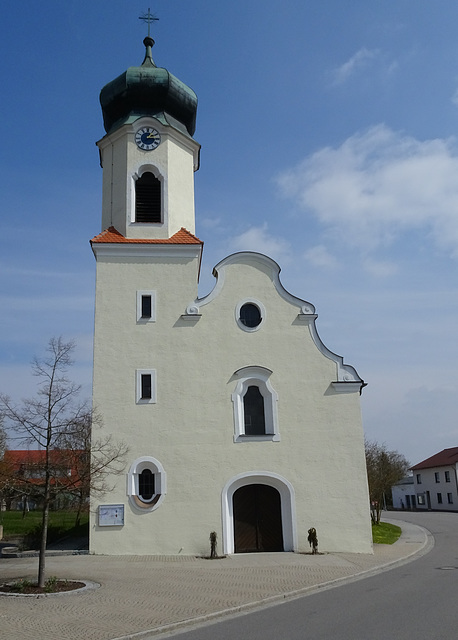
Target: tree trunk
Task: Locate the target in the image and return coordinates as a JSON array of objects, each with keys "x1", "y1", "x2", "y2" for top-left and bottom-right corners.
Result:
[{"x1": 38, "y1": 474, "x2": 51, "y2": 587}]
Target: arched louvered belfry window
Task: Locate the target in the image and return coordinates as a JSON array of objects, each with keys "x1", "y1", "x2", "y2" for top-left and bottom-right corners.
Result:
[{"x1": 135, "y1": 171, "x2": 161, "y2": 223}]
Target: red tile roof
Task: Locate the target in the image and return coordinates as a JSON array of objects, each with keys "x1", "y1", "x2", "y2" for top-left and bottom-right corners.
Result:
[
  {"x1": 411, "y1": 447, "x2": 458, "y2": 470},
  {"x1": 91, "y1": 226, "x2": 203, "y2": 245},
  {"x1": 3, "y1": 450, "x2": 84, "y2": 487}
]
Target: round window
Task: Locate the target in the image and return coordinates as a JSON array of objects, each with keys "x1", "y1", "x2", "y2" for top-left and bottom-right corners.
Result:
[{"x1": 239, "y1": 303, "x2": 262, "y2": 328}]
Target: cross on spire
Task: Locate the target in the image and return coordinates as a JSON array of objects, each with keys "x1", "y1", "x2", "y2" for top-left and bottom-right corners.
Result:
[{"x1": 139, "y1": 8, "x2": 159, "y2": 38}]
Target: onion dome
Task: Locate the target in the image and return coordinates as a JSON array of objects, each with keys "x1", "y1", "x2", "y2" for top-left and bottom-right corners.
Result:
[{"x1": 100, "y1": 37, "x2": 197, "y2": 137}]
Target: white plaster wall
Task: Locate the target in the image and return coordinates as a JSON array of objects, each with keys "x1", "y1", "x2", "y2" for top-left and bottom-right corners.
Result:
[
  {"x1": 391, "y1": 484, "x2": 414, "y2": 509},
  {"x1": 414, "y1": 467, "x2": 458, "y2": 511},
  {"x1": 90, "y1": 253, "x2": 372, "y2": 556}
]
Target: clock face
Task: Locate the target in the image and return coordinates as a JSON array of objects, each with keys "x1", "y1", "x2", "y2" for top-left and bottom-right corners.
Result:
[{"x1": 135, "y1": 127, "x2": 161, "y2": 151}]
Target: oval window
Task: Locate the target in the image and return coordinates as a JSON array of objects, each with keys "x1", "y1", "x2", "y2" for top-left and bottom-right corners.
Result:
[{"x1": 239, "y1": 303, "x2": 262, "y2": 328}]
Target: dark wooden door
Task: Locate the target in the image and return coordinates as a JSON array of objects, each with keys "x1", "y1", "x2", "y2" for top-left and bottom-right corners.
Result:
[{"x1": 233, "y1": 484, "x2": 284, "y2": 553}]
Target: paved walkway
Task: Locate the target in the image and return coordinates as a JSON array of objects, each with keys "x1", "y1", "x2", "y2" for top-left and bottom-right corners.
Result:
[{"x1": 0, "y1": 518, "x2": 432, "y2": 640}]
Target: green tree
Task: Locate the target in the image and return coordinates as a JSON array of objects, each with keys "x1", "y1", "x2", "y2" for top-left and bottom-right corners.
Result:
[
  {"x1": 365, "y1": 439, "x2": 410, "y2": 525},
  {"x1": 0, "y1": 337, "x2": 127, "y2": 587}
]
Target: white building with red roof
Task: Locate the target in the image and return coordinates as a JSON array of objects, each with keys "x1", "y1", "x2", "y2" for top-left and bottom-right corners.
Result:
[
  {"x1": 89, "y1": 33, "x2": 372, "y2": 556},
  {"x1": 410, "y1": 448, "x2": 458, "y2": 511}
]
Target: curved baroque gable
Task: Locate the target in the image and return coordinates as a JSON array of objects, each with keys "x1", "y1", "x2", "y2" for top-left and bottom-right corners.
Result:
[{"x1": 185, "y1": 251, "x2": 365, "y2": 389}]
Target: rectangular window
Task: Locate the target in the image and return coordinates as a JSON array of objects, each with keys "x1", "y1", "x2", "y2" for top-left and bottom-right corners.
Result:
[
  {"x1": 437, "y1": 493, "x2": 443, "y2": 504},
  {"x1": 136, "y1": 290, "x2": 156, "y2": 323},
  {"x1": 141, "y1": 374, "x2": 152, "y2": 399},
  {"x1": 136, "y1": 369, "x2": 156, "y2": 404},
  {"x1": 416, "y1": 474, "x2": 422, "y2": 484},
  {"x1": 141, "y1": 295, "x2": 152, "y2": 318},
  {"x1": 447, "y1": 493, "x2": 453, "y2": 504},
  {"x1": 417, "y1": 494, "x2": 425, "y2": 505},
  {"x1": 445, "y1": 470, "x2": 451, "y2": 482},
  {"x1": 435, "y1": 472, "x2": 440, "y2": 483}
]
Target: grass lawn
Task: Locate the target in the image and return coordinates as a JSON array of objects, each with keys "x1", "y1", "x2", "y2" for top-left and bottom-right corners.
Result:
[
  {"x1": 372, "y1": 521, "x2": 402, "y2": 544},
  {"x1": 1, "y1": 510, "x2": 88, "y2": 543}
]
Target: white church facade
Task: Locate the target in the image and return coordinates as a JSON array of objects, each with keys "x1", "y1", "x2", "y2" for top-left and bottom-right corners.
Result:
[{"x1": 89, "y1": 34, "x2": 372, "y2": 556}]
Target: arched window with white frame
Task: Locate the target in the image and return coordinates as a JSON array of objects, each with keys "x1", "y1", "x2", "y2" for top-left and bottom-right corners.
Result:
[
  {"x1": 127, "y1": 456, "x2": 166, "y2": 511},
  {"x1": 231, "y1": 366, "x2": 279, "y2": 442}
]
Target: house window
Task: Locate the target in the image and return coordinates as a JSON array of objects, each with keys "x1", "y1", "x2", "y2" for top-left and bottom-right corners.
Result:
[
  {"x1": 243, "y1": 386, "x2": 266, "y2": 435},
  {"x1": 142, "y1": 295, "x2": 152, "y2": 318},
  {"x1": 448, "y1": 493, "x2": 453, "y2": 504},
  {"x1": 417, "y1": 494, "x2": 425, "y2": 505},
  {"x1": 240, "y1": 304, "x2": 262, "y2": 328},
  {"x1": 135, "y1": 172, "x2": 161, "y2": 223},
  {"x1": 136, "y1": 369, "x2": 156, "y2": 404},
  {"x1": 437, "y1": 493, "x2": 443, "y2": 504},
  {"x1": 232, "y1": 366, "x2": 279, "y2": 442},
  {"x1": 127, "y1": 456, "x2": 166, "y2": 511},
  {"x1": 235, "y1": 299, "x2": 266, "y2": 332},
  {"x1": 435, "y1": 472, "x2": 440, "y2": 483},
  {"x1": 141, "y1": 374, "x2": 152, "y2": 399},
  {"x1": 138, "y1": 468, "x2": 155, "y2": 501},
  {"x1": 445, "y1": 470, "x2": 451, "y2": 482},
  {"x1": 416, "y1": 474, "x2": 422, "y2": 484},
  {"x1": 136, "y1": 290, "x2": 156, "y2": 323}
]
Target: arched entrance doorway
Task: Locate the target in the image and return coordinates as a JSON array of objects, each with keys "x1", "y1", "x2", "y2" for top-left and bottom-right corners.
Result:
[{"x1": 233, "y1": 484, "x2": 284, "y2": 552}]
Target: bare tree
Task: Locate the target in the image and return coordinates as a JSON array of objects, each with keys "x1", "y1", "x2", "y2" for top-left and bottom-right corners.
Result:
[
  {"x1": 56, "y1": 410, "x2": 128, "y2": 527},
  {"x1": 0, "y1": 337, "x2": 127, "y2": 587},
  {"x1": 0, "y1": 421, "x2": 6, "y2": 458},
  {"x1": 365, "y1": 439, "x2": 410, "y2": 525}
]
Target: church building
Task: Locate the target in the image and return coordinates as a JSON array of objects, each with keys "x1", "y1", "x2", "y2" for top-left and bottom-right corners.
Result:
[{"x1": 89, "y1": 34, "x2": 372, "y2": 556}]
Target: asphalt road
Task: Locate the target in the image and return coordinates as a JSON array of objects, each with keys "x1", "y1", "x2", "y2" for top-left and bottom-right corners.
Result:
[{"x1": 158, "y1": 511, "x2": 458, "y2": 640}]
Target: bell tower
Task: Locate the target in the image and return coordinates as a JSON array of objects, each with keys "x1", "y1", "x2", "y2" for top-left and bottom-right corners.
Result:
[
  {"x1": 96, "y1": 36, "x2": 200, "y2": 239},
  {"x1": 90, "y1": 34, "x2": 203, "y2": 557}
]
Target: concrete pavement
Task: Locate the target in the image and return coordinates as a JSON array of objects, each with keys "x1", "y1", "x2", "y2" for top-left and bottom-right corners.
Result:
[{"x1": 0, "y1": 518, "x2": 432, "y2": 640}]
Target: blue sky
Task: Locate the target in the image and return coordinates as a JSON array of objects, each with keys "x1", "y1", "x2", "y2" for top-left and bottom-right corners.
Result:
[{"x1": 2, "y1": 1, "x2": 458, "y2": 465}]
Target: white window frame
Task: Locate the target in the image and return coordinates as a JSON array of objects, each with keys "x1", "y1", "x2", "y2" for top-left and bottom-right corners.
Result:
[
  {"x1": 136, "y1": 369, "x2": 157, "y2": 404},
  {"x1": 235, "y1": 298, "x2": 266, "y2": 333},
  {"x1": 231, "y1": 366, "x2": 279, "y2": 442},
  {"x1": 127, "y1": 456, "x2": 166, "y2": 512},
  {"x1": 136, "y1": 290, "x2": 156, "y2": 323}
]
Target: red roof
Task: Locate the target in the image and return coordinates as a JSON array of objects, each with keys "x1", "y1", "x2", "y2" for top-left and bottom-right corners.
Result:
[
  {"x1": 411, "y1": 447, "x2": 458, "y2": 470},
  {"x1": 91, "y1": 226, "x2": 203, "y2": 245},
  {"x1": 3, "y1": 450, "x2": 84, "y2": 487},
  {"x1": 4, "y1": 450, "x2": 82, "y2": 466}
]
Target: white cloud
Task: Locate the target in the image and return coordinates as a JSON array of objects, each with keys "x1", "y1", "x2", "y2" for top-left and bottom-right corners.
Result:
[
  {"x1": 278, "y1": 124, "x2": 458, "y2": 257},
  {"x1": 304, "y1": 245, "x2": 338, "y2": 269},
  {"x1": 199, "y1": 216, "x2": 223, "y2": 230},
  {"x1": 362, "y1": 257, "x2": 398, "y2": 277},
  {"x1": 331, "y1": 47, "x2": 382, "y2": 85},
  {"x1": 229, "y1": 225, "x2": 291, "y2": 263}
]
